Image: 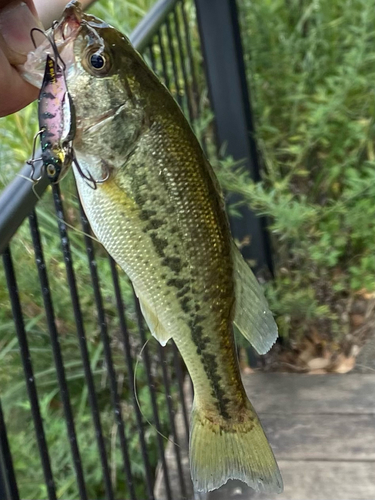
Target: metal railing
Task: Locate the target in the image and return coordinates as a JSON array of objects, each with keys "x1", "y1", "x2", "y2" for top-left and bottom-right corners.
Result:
[
  {"x1": 0, "y1": 2, "x2": 204, "y2": 499},
  {"x1": 0, "y1": 0, "x2": 269, "y2": 499}
]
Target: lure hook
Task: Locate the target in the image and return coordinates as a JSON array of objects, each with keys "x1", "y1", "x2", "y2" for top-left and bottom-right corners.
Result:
[
  {"x1": 29, "y1": 26, "x2": 66, "y2": 71},
  {"x1": 73, "y1": 158, "x2": 110, "y2": 190},
  {"x1": 26, "y1": 128, "x2": 45, "y2": 183},
  {"x1": 27, "y1": 24, "x2": 110, "y2": 190}
]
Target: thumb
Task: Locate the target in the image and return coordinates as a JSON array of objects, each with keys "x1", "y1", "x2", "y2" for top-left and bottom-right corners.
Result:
[{"x1": 0, "y1": 1, "x2": 43, "y2": 65}]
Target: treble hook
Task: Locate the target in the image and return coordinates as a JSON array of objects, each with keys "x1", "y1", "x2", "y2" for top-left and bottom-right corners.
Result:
[
  {"x1": 27, "y1": 24, "x2": 110, "y2": 190},
  {"x1": 27, "y1": 128, "x2": 45, "y2": 183},
  {"x1": 73, "y1": 157, "x2": 110, "y2": 190},
  {"x1": 30, "y1": 26, "x2": 66, "y2": 72}
]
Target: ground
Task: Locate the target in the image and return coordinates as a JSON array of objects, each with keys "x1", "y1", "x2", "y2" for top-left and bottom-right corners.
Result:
[{"x1": 155, "y1": 373, "x2": 375, "y2": 500}]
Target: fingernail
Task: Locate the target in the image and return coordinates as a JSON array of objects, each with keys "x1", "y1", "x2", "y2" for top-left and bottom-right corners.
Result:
[{"x1": 0, "y1": 1, "x2": 43, "y2": 56}]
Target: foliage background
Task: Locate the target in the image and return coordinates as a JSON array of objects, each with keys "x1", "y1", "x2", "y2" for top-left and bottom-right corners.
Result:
[{"x1": 234, "y1": 0, "x2": 375, "y2": 344}]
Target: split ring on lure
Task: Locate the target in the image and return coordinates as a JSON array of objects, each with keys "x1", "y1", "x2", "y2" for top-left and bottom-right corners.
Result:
[{"x1": 27, "y1": 28, "x2": 109, "y2": 189}]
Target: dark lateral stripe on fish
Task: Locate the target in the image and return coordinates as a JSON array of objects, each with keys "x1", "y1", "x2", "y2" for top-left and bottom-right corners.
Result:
[
  {"x1": 139, "y1": 209, "x2": 157, "y2": 220},
  {"x1": 161, "y1": 256, "x2": 183, "y2": 273},
  {"x1": 188, "y1": 318, "x2": 231, "y2": 419},
  {"x1": 144, "y1": 207, "x2": 232, "y2": 419},
  {"x1": 149, "y1": 233, "x2": 168, "y2": 258},
  {"x1": 143, "y1": 219, "x2": 164, "y2": 231},
  {"x1": 180, "y1": 296, "x2": 191, "y2": 313},
  {"x1": 167, "y1": 278, "x2": 189, "y2": 289},
  {"x1": 176, "y1": 285, "x2": 191, "y2": 298}
]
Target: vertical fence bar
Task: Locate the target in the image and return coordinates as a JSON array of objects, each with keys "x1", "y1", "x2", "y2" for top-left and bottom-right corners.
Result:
[
  {"x1": 179, "y1": 0, "x2": 208, "y2": 153},
  {"x1": 165, "y1": 17, "x2": 183, "y2": 109},
  {"x1": 157, "y1": 31, "x2": 171, "y2": 89},
  {"x1": 180, "y1": 0, "x2": 199, "y2": 110},
  {"x1": 157, "y1": 344, "x2": 187, "y2": 499},
  {"x1": 28, "y1": 211, "x2": 88, "y2": 500},
  {"x1": 133, "y1": 296, "x2": 173, "y2": 500},
  {"x1": 171, "y1": 343, "x2": 190, "y2": 446},
  {"x1": 79, "y1": 203, "x2": 137, "y2": 500},
  {"x1": 51, "y1": 185, "x2": 114, "y2": 500},
  {"x1": 173, "y1": 8, "x2": 194, "y2": 122},
  {"x1": 0, "y1": 400, "x2": 20, "y2": 500},
  {"x1": 194, "y1": 0, "x2": 273, "y2": 274},
  {"x1": 2, "y1": 247, "x2": 57, "y2": 500},
  {"x1": 108, "y1": 258, "x2": 155, "y2": 500}
]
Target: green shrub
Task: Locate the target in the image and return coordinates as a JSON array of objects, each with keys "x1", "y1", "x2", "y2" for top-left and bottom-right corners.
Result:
[{"x1": 226, "y1": 0, "x2": 375, "y2": 340}]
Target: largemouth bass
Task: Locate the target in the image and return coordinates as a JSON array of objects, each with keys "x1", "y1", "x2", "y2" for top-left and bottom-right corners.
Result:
[{"x1": 22, "y1": 1, "x2": 283, "y2": 493}]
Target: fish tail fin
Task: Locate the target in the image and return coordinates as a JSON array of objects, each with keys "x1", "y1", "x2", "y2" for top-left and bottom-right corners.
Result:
[{"x1": 189, "y1": 401, "x2": 283, "y2": 493}]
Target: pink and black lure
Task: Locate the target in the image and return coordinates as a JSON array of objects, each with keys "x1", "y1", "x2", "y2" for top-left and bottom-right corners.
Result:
[
  {"x1": 27, "y1": 41, "x2": 76, "y2": 185},
  {"x1": 27, "y1": 27, "x2": 109, "y2": 188},
  {"x1": 38, "y1": 54, "x2": 75, "y2": 182}
]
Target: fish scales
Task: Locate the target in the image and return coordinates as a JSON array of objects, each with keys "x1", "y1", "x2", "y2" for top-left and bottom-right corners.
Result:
[
  {"x1": 21, "y1": 1, "x2": 282, "y2": 494},
  {"x1": 74, "y1": 106, "x2": 244, "y2": 418}
]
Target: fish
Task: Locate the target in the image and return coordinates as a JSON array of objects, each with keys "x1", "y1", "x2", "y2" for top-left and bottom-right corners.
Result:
[{"x1": 21, "y1": 1, "x2": 283, "y2": 493}]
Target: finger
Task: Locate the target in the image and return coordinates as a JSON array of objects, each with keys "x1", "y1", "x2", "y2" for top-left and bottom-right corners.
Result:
[
  {"x1": 0, "y1": 0, "x2": 38, "y2": 17},
  {"x1": 0, "y1": 0, "x2": 43, "y2": 65},
  {"x1": 0, "y1": 47, "x2": 38, "y2": 116}
]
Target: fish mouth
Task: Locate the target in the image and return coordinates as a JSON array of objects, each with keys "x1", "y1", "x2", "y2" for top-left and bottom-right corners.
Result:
[
  {"x1": 60, "y1": 1, "x2": 83, "y2": 34},
  {"x1": 19, "y1": 1, "x2": 83, "y2": 88},
  {"x1": 20, "y1": 1, "x2": 112, "y2": 88}
]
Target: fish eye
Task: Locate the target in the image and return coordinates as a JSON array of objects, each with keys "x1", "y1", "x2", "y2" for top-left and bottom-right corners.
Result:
[
  {"x1": 84, "y1": 49, "x2": 111, "y2": 76},
  {"x1": 90, "y1": 53, "x2": 105, "y2": 69}
]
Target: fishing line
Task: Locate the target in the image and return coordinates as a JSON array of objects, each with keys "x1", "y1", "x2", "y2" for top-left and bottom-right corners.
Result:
[
  {"x1": 30, "y1": 27, "x2": 66, "y2": 71},
  {"x1": 16, "y1": 173, "x2": 43, "y2": 202},
  {"x1": 16, "y1": 172, "x2": 102, "y2": 244},
  {"x1": 134, "y1": 337, "x2": 179, "y2": 448}
]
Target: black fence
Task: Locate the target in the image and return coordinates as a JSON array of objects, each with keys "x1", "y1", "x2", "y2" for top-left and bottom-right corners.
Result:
[{"x1": 0, "y1": 1, "x2": 269, "y2": 499}]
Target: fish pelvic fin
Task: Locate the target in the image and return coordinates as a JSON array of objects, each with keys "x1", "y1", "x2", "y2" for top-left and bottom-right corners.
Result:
[
  {"x1": 189, "y1": 401, "x2": 283, "y2": 493},
  {"x1": 232, "y1": 241, "x2": 278, "y2": 354},
  {"x1": 134, "y1": 287, "x2": 171, "y2": 346}
]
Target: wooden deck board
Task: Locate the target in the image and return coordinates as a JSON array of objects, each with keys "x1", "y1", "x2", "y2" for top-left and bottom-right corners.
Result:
[
  {"x1": 243, "y1": 373, "x2": 375, "y2": 414},
  {"x1": 208, "y1": 461, "x2": 375, "y2": 500},
  {"x1": 208, "y1": 373, "x2": 375, "y2": 500},
  {"x1": 262, "y1": 413, "x2": 375, "y2": 460}
]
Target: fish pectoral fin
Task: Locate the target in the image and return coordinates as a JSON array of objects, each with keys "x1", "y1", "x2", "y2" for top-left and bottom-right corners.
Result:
[
  {"x1": 134, "y1": 287, "x2": 172, "y2": 346},
  {"x1": 190, "y1": 400, "x2": 283, "y2": 493},
  {"x1": 232, "y1": 241, "x2": 278, "y2": 354}
]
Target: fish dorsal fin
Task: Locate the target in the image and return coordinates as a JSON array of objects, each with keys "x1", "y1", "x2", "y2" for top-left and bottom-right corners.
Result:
[
  {"x1": 133, "y1": 286, "x2": 172, "y2": 346},
  {"x1": 232, "y1": 241, "x2": 278, "y2": 354}
]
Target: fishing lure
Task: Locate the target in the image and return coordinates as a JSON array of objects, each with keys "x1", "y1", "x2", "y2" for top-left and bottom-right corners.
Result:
[
  {"x1": 27, "y1": 53, "x2": 75, "y2": 184},
  {"x1": 27, "y1": 27, "x2": 108, "y2": 188}
]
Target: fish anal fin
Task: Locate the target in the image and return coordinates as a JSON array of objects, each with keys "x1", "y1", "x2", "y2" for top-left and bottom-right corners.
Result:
[{"x1": 232, "y1": 241, "x2": 278, "y2": 355}]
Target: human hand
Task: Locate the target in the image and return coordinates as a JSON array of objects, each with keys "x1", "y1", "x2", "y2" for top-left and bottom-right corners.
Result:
[
  {"x1": 0, "y1": 0, "x2": 43, "y2": 116},
  {"x1": 0, "y1": 0, "x2": 97, "y2": 117}
]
